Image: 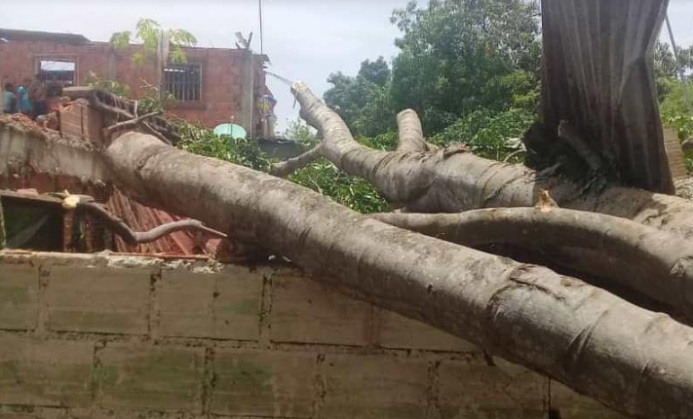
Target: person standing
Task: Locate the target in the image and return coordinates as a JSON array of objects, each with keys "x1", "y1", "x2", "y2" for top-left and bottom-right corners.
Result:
[
  {"x1": 2, "y1": 82, "x2": 17, "y2": 114},
  {"x1": 16, "y1": 78, "x2": 33, "y2": 116},
  {"x1": 29, "y1": 76, "x2": 47, "y2": 118}
]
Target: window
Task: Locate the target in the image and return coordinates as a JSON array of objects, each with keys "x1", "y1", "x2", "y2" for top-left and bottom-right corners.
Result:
[
  {"x1": 37, "y1": 59, "x2": 76, "y2": 87},
  {"x1": 163, "y1": 64, "x2": 202, "y2": 102}
]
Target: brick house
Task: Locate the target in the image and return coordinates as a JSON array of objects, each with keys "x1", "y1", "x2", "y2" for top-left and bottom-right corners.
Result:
[{"x1": 0, "y1": 28, "x2": 275, "y2": 137}]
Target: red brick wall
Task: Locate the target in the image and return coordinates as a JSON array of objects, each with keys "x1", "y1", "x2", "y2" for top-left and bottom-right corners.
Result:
[{"x1": 0, "y1": 40, "x2": 265, "y2": 130}]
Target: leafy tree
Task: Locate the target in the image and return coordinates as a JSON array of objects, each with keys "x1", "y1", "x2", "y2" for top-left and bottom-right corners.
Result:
[
  {"x1": 358, "y1": 57, "x2": 391, "y2": 87},
  {"x1": 389, "y1": 0, "x2": 541, "y2": 134},
  {"x1": 431, "y1": 108, "x2": 534, "y2": 161},
  {"x1": 654, "y1": 41, "x2": 693, "y2": 100},
  {"x1": 323, "y1": 57, "x2": 396, "y2": 137},
  {"x1": 110, "y1": 18, "x2": 197, "y2": 66},
  {"x1": 283, "y1": 118, "x2": 318, "y2": 147}
]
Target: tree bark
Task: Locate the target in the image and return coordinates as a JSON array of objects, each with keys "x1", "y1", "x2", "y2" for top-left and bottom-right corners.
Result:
[
  {"x1": 103, "y1": 132, "x2": 693, "y2": 418},
  {"x1": 270, "y1": 144, "x2": 323, "y2": 178},
  {"x1": 396, "y1": 109, "x2": 431, "y2": 153},
  {"x1": 292, "y1": 82, "x2": 693, "y2": 241},
  {"x1": 373, "y1": 209, "x2": 693, "y2": 322}
]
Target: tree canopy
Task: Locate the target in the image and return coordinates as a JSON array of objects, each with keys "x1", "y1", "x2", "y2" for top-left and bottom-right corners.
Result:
[{"x1": 324, "y1": 0, "x2": 542, "y2": 137}]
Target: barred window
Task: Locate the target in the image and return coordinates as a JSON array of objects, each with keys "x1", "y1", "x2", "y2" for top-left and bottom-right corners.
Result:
[{"x1": 163, "y1": 64, "x2": 201, "y2": 102}]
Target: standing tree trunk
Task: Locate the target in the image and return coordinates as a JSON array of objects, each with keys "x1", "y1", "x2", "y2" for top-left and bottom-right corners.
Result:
[{"x1": 102, "y1": 132, "x2": 693, "y2": 418}]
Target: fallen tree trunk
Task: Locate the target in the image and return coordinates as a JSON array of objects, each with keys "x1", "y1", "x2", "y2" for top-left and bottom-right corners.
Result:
[
  {"x1": 291, "y1": 82, "x2": 693, "y2": 240},
  {"x1": 373, "y1": 209, "x2": 693, "y2": 322},
  {"x1": 104, "y1": 132, "x2": 693, "y2": 418}
]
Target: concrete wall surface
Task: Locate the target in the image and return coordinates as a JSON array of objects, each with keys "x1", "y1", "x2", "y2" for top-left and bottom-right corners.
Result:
[{"x1": 0, "y1": 251, "x2": 622, "y2": 418}]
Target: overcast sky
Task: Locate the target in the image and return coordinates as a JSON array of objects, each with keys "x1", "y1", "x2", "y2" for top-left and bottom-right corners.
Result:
[{"x1": 2, "y1": 0, "x2": 692, "y2": 132}]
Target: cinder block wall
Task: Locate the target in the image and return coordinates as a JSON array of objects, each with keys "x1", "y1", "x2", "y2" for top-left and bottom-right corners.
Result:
[{"x1": 0, "y1": 251, "x2": 621, "y2": 419}]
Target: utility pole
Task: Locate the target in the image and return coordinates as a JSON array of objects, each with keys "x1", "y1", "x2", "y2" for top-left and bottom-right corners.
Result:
[
  {"x1": 665, "y1": 14, "x2": 693, "y2": 115},
  {"x1": 259, "y1": 0, "x2": 264, "y2": 55}
]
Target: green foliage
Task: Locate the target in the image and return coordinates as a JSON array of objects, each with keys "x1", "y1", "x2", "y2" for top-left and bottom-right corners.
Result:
[
  {"x1": 388, "y1": 0, "x2": 541, "y2": 134},
  {"x1": 322, "y1": 0, "x2": 541, "y2": 138},
  {"x1": 432, "y1": 108, "x2": 535, "y2": 161},
  {"x1": 658, "y1": 78, "x2": 693, "y2": 174},
  {"x1": 288, "y1": 162, "x2": 389, "y2": 214},
  {"x1": 283, "y1": 118, "x2": 318, "y2": 147},
  {"x1": 176, "y1": 119, "x2": 388, "y2": 213},
  {"x1": 324, "y1": 57, "x2": 396, "y2": 138},
  {"x1": 110, "y1": 18, "x2": 198, "y2": 66},
  {"x1": 85, "y1": 73, "x2": 131, "y2": 97},
  {"x1": 84, "y1": 73, "x2": 177, "y2": 113},
  {"x1": 178, "y1": 122, "x2": 270, "y2": 172},
  {"x1": 360, "y1": 131, "x2": 399, "y2": 151},
  {"x1": 282, "y1": 118, "x2": 389, "y2": 213}
]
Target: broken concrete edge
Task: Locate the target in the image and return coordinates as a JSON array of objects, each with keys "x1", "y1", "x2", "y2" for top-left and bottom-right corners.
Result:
[
  {"x1": 0, "y1": 122, "x2": 111, "y2": 185},
  {"x1": 0, "y1": 248, "x2": 296, "y2": 276},
  {"x1": 0, "y1": 115, "x2": 98, "y2": 152}
]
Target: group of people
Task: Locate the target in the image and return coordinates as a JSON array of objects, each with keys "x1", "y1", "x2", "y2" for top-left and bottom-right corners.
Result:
[{"x1": 2, "y1": 76, "x2": 48, "y2": 118}]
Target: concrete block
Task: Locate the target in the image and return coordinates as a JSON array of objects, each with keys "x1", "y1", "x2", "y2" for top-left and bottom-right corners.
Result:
[
  {"x1": 0, "y1": 408, "x2": 70, "y2": 419},
  {"x1": 321, "y1": 354, "x2": 429, "y2": 419},
  {"x1": 0, "y1": 334, "x2": 93, "y2": 406},
  {"x1": 100, "y1": 343, "x2": 204, "y2": 412},
  {"x1": 213, "y1": 266, "x2": 263, "y2": 340},
  {"x1": 549, "y1": 381, "x2": 623, "y2": 418},
  {"x1": 378, "y1": 311, "x2": 477, "y2": 353},
  {"x1": 45, "y1": 265, "x2": 150, "y2": 335},
  {"x1": 271, "y1": 274, "x2": 372, "y2": 346},
  {"x1": 212, "y1": 349, "x2": 315, "y2": 417},
  {"x1": 0, "y1": 263, "x2": 39, "y2": 330},
  {"x1": 438, "y1": 358, "x2": 546, "y2": 418},
  {"x1": 159, "y1": 265, "x2": 262, "y2": 341},
  {"x1": 158, "y1": 269, "x2": 215, "y2": 338}
]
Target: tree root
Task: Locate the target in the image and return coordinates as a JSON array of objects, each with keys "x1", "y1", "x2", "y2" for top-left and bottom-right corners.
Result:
[{"x1": 373, "y1": 208, "x2": 693, "y2": 321}]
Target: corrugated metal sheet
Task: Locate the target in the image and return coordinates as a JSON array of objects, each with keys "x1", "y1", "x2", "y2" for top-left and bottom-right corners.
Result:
[{"x1": 541, "y1": 0, "x2": 675, "y2": 194}]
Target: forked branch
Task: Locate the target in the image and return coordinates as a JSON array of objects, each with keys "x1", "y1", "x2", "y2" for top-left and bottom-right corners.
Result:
[{"x1": 373, "y1": 208, "x2": 693, "y2": 320}]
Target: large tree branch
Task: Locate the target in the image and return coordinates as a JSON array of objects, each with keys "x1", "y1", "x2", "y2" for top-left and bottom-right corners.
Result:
[
  {"x1": 396, "y1": 109, "x2": 429, "y2": 153},
  {"x1": 291, "y1": 82, "x2": 693, "y2": 243},
  {"x1": 104, "y1": 131, "x2": 693, "y2": 418},
  {"x1": 292, "y1": 82, "x2": 440, "y2": 204},
  {"x1": 269, "y1": 144, "x2": 323, "y2": 178},
  {"x1": 373, "y1": 208, "x2": 693, "y2": 321}
]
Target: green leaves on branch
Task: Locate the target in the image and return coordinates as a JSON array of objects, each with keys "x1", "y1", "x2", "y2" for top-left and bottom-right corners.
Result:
[
  {"x1": 388, "y1": 0, "x2": 541, "y2": 134},
  {"x1": 110, "y1": 18, "x2": 198, "y2": 66},
  {"x1": 324, "y1": 57, "x2": 396, "y2": 138},
  {"x1": 178, "y1": 122, "x2": 270, "y2": 172},
  {"x1": 288, "y1": 162, "x2": 389, "y2": 214}
]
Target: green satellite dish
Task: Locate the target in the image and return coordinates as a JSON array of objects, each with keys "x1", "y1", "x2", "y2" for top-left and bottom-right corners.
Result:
[{"x1": 213, "y1": 123, "x2": 247, "y2": 139}]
